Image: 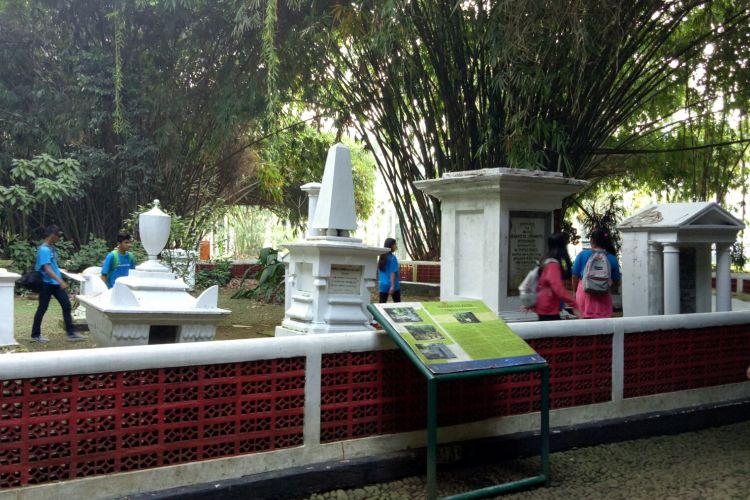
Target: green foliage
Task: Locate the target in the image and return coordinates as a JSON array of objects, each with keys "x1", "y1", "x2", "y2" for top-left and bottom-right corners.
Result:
[
  {"x1": 731, "y1": 242, "x2": 747, "y2": 272},
  {"x1": 7, "y1": 240, "x2": 38, "y2": 274},
  {"x1": 559, "y1": 219, "x2": 581, "y2": 248},
  {"x1": 220, "y1": 206, "x2": 271, "y2": 258},
  {"x1": 0, "y1": 155, "x2": 83, "y2": 241},
  {"x1": 0, "y1": 0, "x2": 273, "y2": 246},
  {"x1": 63, "y1": 236, "x2": 110, "y2": 272},
  {"x1": 256, "y1": 122, "x2": 376, "y2": 229},
  {"x1": 232, "y1": 247, "x2": 284, "y2": 303},
  {"x1": 575, "y1": 197, "x2": 625, "y2": 253},
  {"x1": 279, "y1": 0, "x2": 750, "y2": 259},
  {"x1": 195, "y1": 259, "x2": 233, "y2": 290}
]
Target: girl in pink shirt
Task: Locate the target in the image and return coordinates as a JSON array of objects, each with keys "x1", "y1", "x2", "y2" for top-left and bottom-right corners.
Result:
[{"x1": 534, "y1": 233, "x2": 580, "y2": 321}]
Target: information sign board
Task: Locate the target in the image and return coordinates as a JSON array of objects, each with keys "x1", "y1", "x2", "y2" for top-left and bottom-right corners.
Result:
[{"x1": 371, "y1": 300, "x2": 545, "y2": 374}]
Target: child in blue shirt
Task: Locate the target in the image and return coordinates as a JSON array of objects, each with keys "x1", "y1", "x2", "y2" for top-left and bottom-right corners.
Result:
[
  {"x1": 101, "y1": 232, "x2": 137, "y2": 288},
  {"x1": 378, "y1": 238, "x2": 401, "y2": 303},
  {"x1": 31, "y1": 225, "x2": 85, "y2": 342}
]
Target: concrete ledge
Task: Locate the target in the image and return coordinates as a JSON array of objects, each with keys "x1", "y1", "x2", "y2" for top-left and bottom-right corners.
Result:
[
  {"x1": 400, "y1": 281, "x2": 440, "y2": 297},
  {"x1": 128, "y1": 398, "x2": 750, "y2": 500},
  {"x1": 6, "y1": 310, "x2": 750, "y2": 379}
]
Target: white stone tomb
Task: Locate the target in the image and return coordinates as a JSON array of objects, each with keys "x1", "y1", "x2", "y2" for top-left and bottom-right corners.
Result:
[
  {"x1": 618, "y1": 202, "x2": 744, "y2": 316},
  {"x1": 0, "y1": 268, "x2": 20, "y2": 346},
  {"x1": 414, "y1": 168, "x2": 588, "y2": 315},
  {"x1": 79, "y1": 200, "x2": 230, "y2": 346},
  {"x1": 276, "y1": 144, "x2": 388, "y2": 335}
]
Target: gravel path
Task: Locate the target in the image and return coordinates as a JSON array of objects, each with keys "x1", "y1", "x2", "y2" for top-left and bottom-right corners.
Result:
[{"x1": 302, "y1": 420, "x2": 750, "y2": 500}]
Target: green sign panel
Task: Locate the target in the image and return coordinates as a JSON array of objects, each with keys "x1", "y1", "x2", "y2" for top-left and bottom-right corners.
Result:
[{"x1": 371, "y1": 300, "x2": 545, "y2": 374}]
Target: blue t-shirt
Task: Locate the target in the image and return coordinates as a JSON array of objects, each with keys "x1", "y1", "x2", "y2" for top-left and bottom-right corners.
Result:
[
  {"x1": 101, "y1": 251, "x2": 136, "y2": 288},
  {"x1": 572, "y1": 249, "x2": 621, "y2": 281},
  {"x1": 35, "y1": 243, "x2": 62, "y2": 285},
  {"x1": 378, "y1": 253, "x2": 400, "y2": 293}
]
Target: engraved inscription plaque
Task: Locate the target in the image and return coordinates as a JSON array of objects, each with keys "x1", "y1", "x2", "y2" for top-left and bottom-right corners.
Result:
[
  {"x1": 508, "y1": 212, "x2": 549, "y2": 294},
  {"x1": 329, "y1": 265, "x2": 363, "y2": 295}
]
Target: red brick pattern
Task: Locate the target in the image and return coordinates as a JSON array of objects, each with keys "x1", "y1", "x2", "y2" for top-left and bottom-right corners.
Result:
[
  {"x1": 399, "y1": 264, "x2": 415, "y2": 282},
  {"x1": 319, "y1": 336, "x2": 612, "y2": 443},
  {"x1": 416, "y1": 265, "x2": 440, "y2": 284},
  {"x1": 319, "y1": 350, "x2": 425, "y2": 442},
  {"x1": 0, "y1": 359, "x2": 305, "y2": 488},
  {"x1": 710, "y1": 277, "x2": 738, "y2": 291},
  {"x1": 399, "y1": 263, "x2": 441, "y2": 284},
  {"x1": 623, "y1": 325, "x2": 750, "y2": 398},
  {"x1": 195, "y1": 263, "x2": 262, "y2": 279},
  {"x1": 528, "y1": 336, "x2": 613, "y2": 408}
]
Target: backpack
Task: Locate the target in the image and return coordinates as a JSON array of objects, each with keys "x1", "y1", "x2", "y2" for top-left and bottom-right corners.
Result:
[
  {"x1": 107, "y1": 250, "x2": 133, "y2": 274},
  {"x1": 582, "y1": 250, "x2": 612, "y2": 294},
  {"x1": 17, "y1": 270, "x2": 43, "y2": 291},
  {"x1": 518, "y1": 258, "x2": 556, "y2": 307}
]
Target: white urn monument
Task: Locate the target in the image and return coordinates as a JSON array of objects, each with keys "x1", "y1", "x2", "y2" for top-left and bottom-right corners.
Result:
[{"x1": 79, "y1": 200, "x2": 229, "y2": 346}]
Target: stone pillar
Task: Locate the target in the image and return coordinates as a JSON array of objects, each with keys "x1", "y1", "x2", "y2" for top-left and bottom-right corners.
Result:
[
  {"x1": 0, "y1": 268, "x2": 20, "y2": 346},
  {"x1": 663, "y1": 244, "x2": 680, "y2": 315},
  {"x1": 301, "y1": 183, "x2": 322, "y2": 239},
  {"x1": 281, "y1": 254, "x2": 291, "y2": 314},
  {"x1": 648, "y1": 242, "x2": 664, "y2": 315},
  {"x1": 716, "y1": 243, "x2": 732, "y2": 312}
]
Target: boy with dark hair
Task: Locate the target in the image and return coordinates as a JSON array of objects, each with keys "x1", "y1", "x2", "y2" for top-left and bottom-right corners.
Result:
[
  {"x1": 101, "y1": 232, "x2": 136, "y2": 288},
  {"x1": 31, "y1": 225, "x2": 85, "y2": 342}
]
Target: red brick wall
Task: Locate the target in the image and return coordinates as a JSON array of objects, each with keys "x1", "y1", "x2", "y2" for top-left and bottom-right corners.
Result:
[
  {"x1": 196, "y1": 263, "x2": 262, "y2": 279},
  {"x1": 623, "y1": 324, "x2": 750, "y2": 398},
  {"x1": 399, "y1": 262, "x2": 441, "y2": 284},
  {"x1": 319, "y1": 335, "x2": 612, "y2": 443},
  {"x1": 0, "y1": 359, "x2": 305, "y2": 488}
]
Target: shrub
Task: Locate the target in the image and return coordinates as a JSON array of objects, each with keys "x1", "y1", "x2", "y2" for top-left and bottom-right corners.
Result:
[
  {"x1": 232, "y1": 248, "x2": 284, "y2": 303},
  {"x1": 195, "y1": 259, "x2": 233, "y2": 290},
  {"x1": 63, "y1": 236, "x2": 109, "y2": 272}
]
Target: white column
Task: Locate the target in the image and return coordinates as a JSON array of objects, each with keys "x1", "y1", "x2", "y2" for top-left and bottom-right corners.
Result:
[
  {"x1": 301, "y1": 182, "x2": 322, "y2": 239},
  {"x1": 0, "y1": 268, "x2": 20, "y2": 346},
  {"x1": 648, "y1": 242, "x2": 664, "y2": 315},
  {"x1": 663, "y1": 244, "x2": 680, "y2": 315},
  {"x1": 282, "y1": 254, "x2": 291, "y2": 314},
  {"x1": 716, "y1": 243, "x2": 732, "y2": 312}
]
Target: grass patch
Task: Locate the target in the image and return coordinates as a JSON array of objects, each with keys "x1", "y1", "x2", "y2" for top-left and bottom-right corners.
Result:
[
  {"x1": 8, "y1": 288, "x2": 440, "y2": 353},
  {"x1": 9, "y1": 288, "x2": 286, "y2": 353}
]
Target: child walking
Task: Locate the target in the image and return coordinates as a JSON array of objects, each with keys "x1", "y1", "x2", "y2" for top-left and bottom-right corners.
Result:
[{"x1": 378, "y1": 238, "x2": 401, "y2": 303}]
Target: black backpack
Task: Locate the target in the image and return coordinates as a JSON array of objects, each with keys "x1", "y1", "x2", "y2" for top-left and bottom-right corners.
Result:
[{"x1": 17, "y1": 270, "x2": 43, "y2": 291}]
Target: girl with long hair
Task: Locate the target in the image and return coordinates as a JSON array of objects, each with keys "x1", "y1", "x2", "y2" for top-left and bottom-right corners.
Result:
[
  {"x1": 534, "y1": 233, "x2": 580, "y2": 321},
  {"x1": 572, "y1": 228, "x2": 621, "y2": 318},
  {"x1": 378, "y1": 237, "x2": 401, "y2": 303}
]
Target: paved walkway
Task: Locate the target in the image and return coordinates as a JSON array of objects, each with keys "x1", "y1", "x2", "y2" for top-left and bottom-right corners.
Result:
[{"x1": 302, "y1": 420, "x2": 750, "y2": 499}]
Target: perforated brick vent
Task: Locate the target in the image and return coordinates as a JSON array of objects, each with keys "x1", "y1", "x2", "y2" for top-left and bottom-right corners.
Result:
[
  {"x1": 319, "y1": 335, "x2": 612, "y2": 443},
  {"x1": 399, "y1": 263, "x2": 441, "y2": 284},
  {"x1": 624, "y1": 325, "x2": 750, "y2": 398},
  {"x1": 0, "y1": 358, "x2": 305, "y2": 488}
]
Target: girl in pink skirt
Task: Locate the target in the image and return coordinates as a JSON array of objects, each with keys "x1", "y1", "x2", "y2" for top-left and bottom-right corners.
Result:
[{"x1": 571, "y1": 229, "x2": 621, "y2": 319}]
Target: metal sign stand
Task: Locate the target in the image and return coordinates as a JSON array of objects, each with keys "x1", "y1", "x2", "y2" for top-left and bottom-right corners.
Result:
[{"x1": 369, "y1": 305, "x2": 550, "y2": 500}]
